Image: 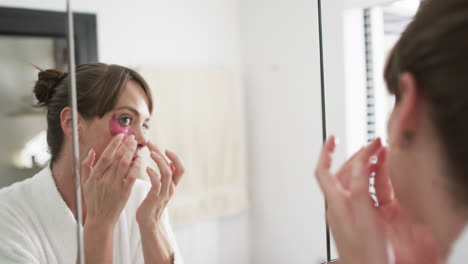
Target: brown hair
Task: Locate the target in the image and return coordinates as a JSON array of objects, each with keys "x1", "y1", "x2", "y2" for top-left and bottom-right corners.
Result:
[
  {"x1": 384, "y1": 0, "x2": 468, "y2": 203},
  {"x1": 33, "y1": 63, "x2": 153, "y2": 164}
]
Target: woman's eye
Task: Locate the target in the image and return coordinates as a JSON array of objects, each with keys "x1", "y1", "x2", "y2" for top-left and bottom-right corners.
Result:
[
  {"x1": 118, "y1": 116, "x2": 132, "y2": 126},
  {"x1": 143, "y1": 124, "x2": 150, "y2": 131}
]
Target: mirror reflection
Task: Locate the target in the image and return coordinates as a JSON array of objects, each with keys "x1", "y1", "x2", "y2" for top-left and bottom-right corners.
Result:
[
  {"x1": 6, "y1": 0, "x2": 467, "y2": 263},
  {"x1": 320, "y1": 0, "x2": 468, "y2": 263},
  {"x1": 0, "y1": 2, "x2": 255, "y2": 264},
  {"x1": 0, "y1": 35, "x2": 67, "y2": 187},
  {"x1": 324, "y1": 0, "x2": 421, "y2": 261}
]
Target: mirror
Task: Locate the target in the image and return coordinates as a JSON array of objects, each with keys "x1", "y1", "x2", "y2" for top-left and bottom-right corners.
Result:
[
  {"x1": 322, "y1": 0, "x2": 421, "y2": 261},
  {"x1": 63, "y1": 1, "x2": 329, "y2": 263},
  {"x1": 0, "y1": 6, "x2": 97, "y2": 188},
  {"x1": 0, "y1": 3, "x2": 97, "y2": 263},
  {"x1": 0, "y1": 0, "x2": 344, "y2": 263},
  {"x1": 0, "y1": 34, "x2": 63, "y2": 187}
]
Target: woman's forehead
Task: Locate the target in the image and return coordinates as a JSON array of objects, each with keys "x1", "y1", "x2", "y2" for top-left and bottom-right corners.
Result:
[{"x1": 114, "y1": 80, "x2": 151, "y2": 119}]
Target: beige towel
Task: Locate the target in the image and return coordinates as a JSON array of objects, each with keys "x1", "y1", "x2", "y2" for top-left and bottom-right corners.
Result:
[{"x1": 136, "y1": 66, "x2": 248, "y2": 226}]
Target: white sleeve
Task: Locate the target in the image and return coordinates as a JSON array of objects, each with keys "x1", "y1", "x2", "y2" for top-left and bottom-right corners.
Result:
[
  {"x1": 162, "y1": 210, "x2": 184, "y2": 264},
  {"x1": 0, "y1": 206, "x2": 40, "y2": 264},
  {"x1": 448, "y1": 228, "x2": 468, "y2": 263},
  {"x1": 132, "y1": 209, "x2": 184, "y2": 264},
  {"x1": 129, "y1": 181, "x2": 184, "y2": 264}
]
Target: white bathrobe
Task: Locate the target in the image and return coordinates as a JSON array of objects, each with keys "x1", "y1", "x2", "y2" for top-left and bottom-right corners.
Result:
[
  {"x1": 0, "y1": 166, "x2": 183, "y2": 264},
  {"x1": 449, "y1": 226, "x2": 468, "y2": 263}
]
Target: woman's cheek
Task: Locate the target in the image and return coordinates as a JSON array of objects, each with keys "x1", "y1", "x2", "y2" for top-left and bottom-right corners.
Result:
[{"x1": 109, "y1": 114, "x2": 135, "y2": 138}]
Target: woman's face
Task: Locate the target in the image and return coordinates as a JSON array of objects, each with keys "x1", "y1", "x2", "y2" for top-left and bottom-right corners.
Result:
[
  {"x1": 385, "y1": 73, "x2": 421, "y2": 218},
  {"x1": 384, "y1": 73, "x2": 437, "y2": 221},
  {"x1": 80, "y1": 80, "x2": 151, "y2": 163},
  {"x1": 386, "y1": 104, "x2": 424, "y2": 222},
  {"x1": 387, "y1": 106, "x2": 409, "y2": 203}
]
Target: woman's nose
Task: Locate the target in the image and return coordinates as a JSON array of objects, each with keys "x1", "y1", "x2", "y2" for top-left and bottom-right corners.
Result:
[{"x1": 133, "y1": 127, "x2": 148, "y2": 149}]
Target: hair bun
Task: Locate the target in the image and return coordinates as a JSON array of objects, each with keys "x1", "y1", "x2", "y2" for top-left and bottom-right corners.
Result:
[{"x1": 34, "y1": 69, "x2": 68, "y2": 106}]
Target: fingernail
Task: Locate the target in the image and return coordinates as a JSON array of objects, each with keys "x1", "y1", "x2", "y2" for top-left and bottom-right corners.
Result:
[
  {"x1": 334, "y1": 137, "x2": 340, "y2": 146},
  {"x1": 117, "y1": 133, "x2": 124, "y2": 140},
  {"x1": 129, "y1": 135, "x2": 135, "y2": 141}
]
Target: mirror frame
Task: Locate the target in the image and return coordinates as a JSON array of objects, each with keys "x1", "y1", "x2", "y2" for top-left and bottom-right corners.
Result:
[{"x1": 0, "y1": 6, "x2": 98, "y2": 64}]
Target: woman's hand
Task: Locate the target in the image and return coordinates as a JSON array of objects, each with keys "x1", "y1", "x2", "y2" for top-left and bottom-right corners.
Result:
[
  {"x1": 80, "y1": 134, "x2": 140, "y2": 264},
  {"x1": 315, "y1": 136, "x2": 442, "y2": 264},
  {"x1": 81, "y1": 134, "x2": 140, "y2": 227},
  {"x1": 136, "y1": 140, "x2": 184, "y2": 264}
]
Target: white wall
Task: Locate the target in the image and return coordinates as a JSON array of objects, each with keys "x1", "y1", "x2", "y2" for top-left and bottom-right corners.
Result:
[
  {"x1": 345, "y1": 0, "x2": 394, "y2": 9},
  {"x1": 240, "y1": 0, "x2": 346, "y2": 263},
  {"x1": 0, "y1": 0, "x2": 249, "y2": 263},
  {"x1": 0, "y1": 0, "x2": 243, "y2": 66}
]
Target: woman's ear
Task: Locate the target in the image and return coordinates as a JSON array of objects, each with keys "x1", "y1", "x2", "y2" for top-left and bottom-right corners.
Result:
[
  {"x1": 389, "y1": 72, "x2": 421, "y2": 148},
  {"x1": 60, "y1": 107, "x2": 85, "y2": 139},
  {"x1": 60, "y1": 107, "x2": 73, "y2": 138}
]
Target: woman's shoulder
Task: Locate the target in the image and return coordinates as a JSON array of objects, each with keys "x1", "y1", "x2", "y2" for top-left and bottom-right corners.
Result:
[
  {"x1": 0, "y1": 167, "x2": 58, "y2": 229},
  {"x1": 0, "y1": 173, "x2": 38, "y2": 211},
  {"x1": 0, "y1": 168, "x2": 56, "y2": 263},
  {"x1": 0, "y1": 172, "x2": 40, "y2": 242}
]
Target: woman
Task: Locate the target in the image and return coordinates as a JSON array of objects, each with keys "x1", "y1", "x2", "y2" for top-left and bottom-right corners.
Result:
[
  {"x1": 315, "y1": 0, "x2": 468, "y2": 263},
  {"x1": 0, "y1": 63, "x2": 184, "y2": 264}
]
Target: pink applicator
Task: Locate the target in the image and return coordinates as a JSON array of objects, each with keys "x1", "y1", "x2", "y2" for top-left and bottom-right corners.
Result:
[{"x1": 109, "y1": 114, "x2": 135, "y2": 138}]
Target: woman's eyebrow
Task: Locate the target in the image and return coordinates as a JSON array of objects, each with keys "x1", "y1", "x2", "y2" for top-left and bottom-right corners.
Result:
[{"x1": 114, "y1": 106, "x2": 150, "y2": 121}]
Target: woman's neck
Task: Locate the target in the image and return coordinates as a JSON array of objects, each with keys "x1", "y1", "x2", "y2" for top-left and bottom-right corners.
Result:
[
  {"x1": 425, "y1": 189, "x2": 467, "y2": 259},
  {"x1": 51, "y1": 150, "x2": 87, "y2": 223},
  {"x1": 415, "y1": 151, "x2": 468, "y2": 259}
]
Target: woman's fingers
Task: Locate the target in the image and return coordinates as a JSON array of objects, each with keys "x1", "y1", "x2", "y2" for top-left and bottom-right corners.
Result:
[
  {"x1": 147, "y1": 140, "x2": 170, "y2": 166},
  {"x1": 146, "y1": 167, "x2": 162, "y2": 197},
  {"x1": 358, "y1": 138, "x2": 382, "y2": 164},
  {"x1": 165, "y1": 150, "x2": 185, "y2": 186},
  {"x1": 150, "y1": 151, "x2": 172, "y2": 200},
  {"x1": 316, "y1": 137, "x2": 395, "y2": 264},
  {"x1": 346, "y1": 139, "x2": 385, "y2": 230},
  {"x1": 81, "y1": 149, "x2": 95, "y2": 184},
  {"x1": 93, "y1": 133, "x2": 125, "y2": 177},
  {"x1": 115, "y1": 137, "x2": 137, "y2": 181},
  {"x1": 316, "y1": 136, "x2": 336, "y2": 172},
  {"x1": 336, "y1": 147, "x2": 365, "y2": 189},
  {"x1": 116, "y1": 150, "x2": 135, "y2": 182},
  {"x1": 373, "y1": 147, "x2": 395, "y2": 206},
  {"x1": 349, "y1": 138, "x2": 382, "y2": 197},
  {"x1": 147, "y1": 140, "x2": 177, "y2": 173},
  {"x1": 112, "y1": 135, "x2": 136, "y2": 169},
  {"x1": 315, "y1": 136, "x2": 345, "y2": 205},
  {"x1": 315, "y1": 136, "x2": 334, "y2": 191},
  {"x1": 123, "y1": 157, "x2": 139, "y2": 191}
]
